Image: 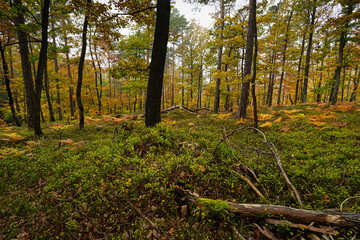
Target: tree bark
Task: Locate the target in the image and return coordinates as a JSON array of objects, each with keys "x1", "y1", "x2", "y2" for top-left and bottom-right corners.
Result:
[
  {"x1": 145, "y1": 0, "x2": 170, "y2": 127},
  {"x1": 0, "y1": 41, "x2": 22, "y2": 126},
  {"x1": 14, "y1": 0, "x2": 36, "y2": 129},
  {"x1": 302, "y1": 0, "x2": 316, "y2": 103},
  {"x1": 44, "y1": 60, "x2": 55, "y2": 122},
  {"x1": 277, "y1": 10, "x2": 293, "y2": 105},
  {"x1": 175, "y1": 188, "x2": 360, "y2": 227},
  {"x1": 63, "y1": 22, "x2": 75, "y2": 117},
  {"x1": 213, "y1": 0, "x2": 224, "y2": 114},
  {"x1": 52, "y1": 21, "x2": 62, "y2": 120},
  {"x1": 238, "y1": 0, "x2": 256, "y2": 119},
  {"x1": 77, "y1": 0, "x2": 91, "y2": 129},
  {"x1": 251, "y1": 23, "x2": 258, "y2": 128},
  {"x1": 330, "y1": 4, "x2": 353, "y2": 105}
]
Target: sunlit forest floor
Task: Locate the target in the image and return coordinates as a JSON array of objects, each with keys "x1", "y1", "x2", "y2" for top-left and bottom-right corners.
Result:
[{"x1": 1, "y1": 102, "x2": 360, "y2": 239}]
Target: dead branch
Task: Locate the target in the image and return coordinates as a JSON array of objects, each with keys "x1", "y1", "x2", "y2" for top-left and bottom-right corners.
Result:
[
  {"x1": 212, "y1": 126, "x2": 303, "y2": 207},
  {"x1": 230, "y1": 170, "x2": 265, "y2": 200},
  {"x1": 174, "y1": 187, "x2": 360, "y2": 227},
  {"x1": 248, "y1": 127, "x2": 303, "y2": 207},
  {"x1": 253, "y1": 224, "x2": 280, "y2": 240},
  {"x1": 265, "y1": 219, "x2": 338, "y2": 235},
  {"x1": 211, "y1": 126, "x2": 249, "y2": 155}
]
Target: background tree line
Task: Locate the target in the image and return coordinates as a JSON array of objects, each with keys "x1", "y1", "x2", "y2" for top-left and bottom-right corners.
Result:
[{"x1": 0, "y1": 0, "x2": 359, "y2": 135}]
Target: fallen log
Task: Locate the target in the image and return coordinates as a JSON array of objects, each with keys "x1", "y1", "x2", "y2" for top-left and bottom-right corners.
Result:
[{"x1": 175, "y1": 187, "x2": 360, "y2": 227}]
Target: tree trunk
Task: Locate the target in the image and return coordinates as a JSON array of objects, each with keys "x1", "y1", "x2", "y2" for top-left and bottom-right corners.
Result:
[
  {"x1": 251, "y1": 23, "x2": 258, "y2": 128},
  {"x1": 52, "y1": 21, "x2": 62, "y2": 120},
  {"x1": 14, "y1": 0, "x2": 35, "y2": 129},
  {"x1": 237, "y1": 0, "x2": 256, "y2": 119},
  {"x1": 317, "y1": 60, "x2": 324, "y2": 102},
  {"x1": 175, "y1": 188, "x2": 360, "y2": 227},
  {"x1": 277, "y1": 10, "x2": 293, "y2": 105},
  {"x1": 213, "y1": 0, "x2": 224, "y2": 114},
  {"x1": 145, "y1": 0, "x2": 170, "y2": 127},
  {"x1": 0, "y1": 41, "x2": 22, "y2": 126},
  {"x1": 330, "y1": 4, "x2": 353, "y2": 105},
  {"x1": 76, "y1": 0, "x2": 90, "y2": 129},
  {"x1": 89, "y1": 29, "x2": 101, "y2": 114},
  {"x1": 302, "y1": 0, "x2": 316, "y2": 103},
  {"x1": 44, "y1": 61, "x2": 55, "y2": 122},
  {"x1": 349, "y1": 65, "x2": 359, "y2": 102},
  {"x1": 295, "y1": 25, "x2": 307, "y2": 104},
  {"x1": 63, "y1": 25, "x2": 75, "y2": 117}
]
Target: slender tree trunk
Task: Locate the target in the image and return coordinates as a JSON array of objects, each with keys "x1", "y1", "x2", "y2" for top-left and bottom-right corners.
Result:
[
  {"x1": 0, "y1": 41, "x2": 22, "y2": 126},
  {"x1": 350, "y1": 65, "x2": 359, "y2": 102},
  {"x1": 251, "y1": 22, "x2": 258, "y2": 128},
  {"x1": 317, "y1": 60, "x2": 324, "y2": 102},
  {"x1": 52, "y1": 21, "x2": 62, "y2": 120},
  {"x1": 302, "y1": 0, "x2": 316, "y2": 103},
  {"x1": 237, "y1": 0, "x2": 256, "y2": 119},
  {"x1": 277, "y1": 10, "x2": 293, "y2": 105},
  {"x1": 196, "y1": 56, "x2": 203, "y2": 111},
  {"x1": 145, "y1": 0, "x2": 170, "y2": 126},
  {"x1": 330, "y1": 4, "x2": 353, "y2": 105},
  {"x1": 76, "y1": 0, "x2": 90, "y2": 129},
  {"x1": 94, "y1": 42, "x2": 103, "y2": 114},
  {"x1": 89, "y1": 29, "x2": 101, "y2": 114},
  {"x1": 295, "y1": 26, "x2": 307, "y2": 104},
  {"x1": 213, "y1": 0, "x2": 224, "y2": 113},
  {"x1": 44, "y1": 60, "x2": 55, "y2": 122},
  {"x1": 8, "y1": 47, "x2": 21, "y2": 113},
  {"x1": 63, "y1": 27, "x2": 75, "y2": 117}
]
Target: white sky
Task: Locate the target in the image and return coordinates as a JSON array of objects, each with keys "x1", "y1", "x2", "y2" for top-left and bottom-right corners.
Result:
[{"x1": 174, "y1": 0, "x2": 248, "y2": 29}]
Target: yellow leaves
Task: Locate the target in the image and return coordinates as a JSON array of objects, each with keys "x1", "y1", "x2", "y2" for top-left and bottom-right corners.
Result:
[
  {"x1": 1, "y1": 132, "x2": 25, "y2": 142},
  {"x1": 274, "y1": 117, "x2": 282, "y2": 123},
  {"x1": 59, "y1": 139, "x2": 86, "y2": 150},
  {"x1": 162, "y1": 118, "x2": 176, "y2": 126},
  {"x1": 217, "y1": 112, "x2": 232, "y2": 119},
  {"x1": 0, "y1": 147, "x2": 27, "y2": 159},
  {"x1": 49, "y1": 123, "x2": 71, "y2": 130},
  {"x1": 259, "y1": 122, "x2": 272, "y2": 128},
  {"x1": 188, "y1": 122, "x2": 194, "y2": 126},
  {"x1": 257, "y1": 114, "x2": 273, "y2": 121},
  {"x1": 235, "y1": 118, "x2": 246, "y2": 124},
  {"x1": 309, "y1": 120, "x2": 326, "y2": 127}
]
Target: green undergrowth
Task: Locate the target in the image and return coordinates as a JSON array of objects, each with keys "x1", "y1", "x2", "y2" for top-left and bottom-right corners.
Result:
[{"x1": 0, "y1": 103, "x2": 359, "y2": 239}]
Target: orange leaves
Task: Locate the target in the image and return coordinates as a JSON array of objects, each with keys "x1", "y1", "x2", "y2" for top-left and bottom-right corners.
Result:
[
  {"x1": 59, "y1": 138, "x2": 86, "y2": 150},
  {"x1": 1, "y1": 132, "x2": 25, "y2": 142}
]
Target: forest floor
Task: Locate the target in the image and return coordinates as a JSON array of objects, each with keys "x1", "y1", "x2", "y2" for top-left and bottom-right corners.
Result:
[{"x1": 1, "y1": 102, "x2": 360, "y2": 239}]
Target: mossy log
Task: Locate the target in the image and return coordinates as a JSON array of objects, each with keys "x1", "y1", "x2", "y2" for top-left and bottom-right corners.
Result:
[{"x1": 175, "y1": 187, "x2": 360, "y2": 227}]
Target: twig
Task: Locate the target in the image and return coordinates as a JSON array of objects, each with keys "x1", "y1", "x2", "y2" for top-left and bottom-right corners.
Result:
[
  {"x1": 230, "y1": 169, "x2": 265, "y2": 200},
  {"x1": 230, "y1": 225, "x2": 246, "y2": 240},
  {"x1": 253, "y1": 224, "x2": 280, "y2": 240},
  {"x1": 127, "y1": 200, "x2": 162, "y2": 235},
  {"x1": 340, "y1": 195, "x2": 360, "y2": 211},
  {"x1": 265, "y1": 219, "x2": 338, "y2": 235},
  {"x1": 248, "y1": 127, "x2": 303, "y2": 207},
  {"x1": 112, "y1": 126, "x2": 119, "y2": 142},
  {"x1": 211, "y1": 126, "x2": 248, "y2": 155}
]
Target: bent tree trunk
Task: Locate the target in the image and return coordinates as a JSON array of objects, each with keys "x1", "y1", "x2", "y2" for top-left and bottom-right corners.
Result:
[
  {"x1": 76, "y1": 0, "x2": 90, "y2": 129},
  {"x1": 0, "y1": 41, "x2": 22, "y2": 126},
  {"x1": 145, "y1": 0, "x2": 170, "y2": 127}
]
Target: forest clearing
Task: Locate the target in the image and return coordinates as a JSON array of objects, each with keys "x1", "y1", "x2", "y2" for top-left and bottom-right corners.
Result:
[
  {"x1": 1, "y1": 0, "x2": 360, "y2": 238},
  {"x1": 1, "y1": 102, "x2": 360, "y2": 239}
]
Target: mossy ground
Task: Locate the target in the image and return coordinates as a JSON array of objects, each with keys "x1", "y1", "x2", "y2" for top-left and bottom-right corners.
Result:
[{"x1": 1, "y1": 102, "x2": 359, "y2": 239}]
